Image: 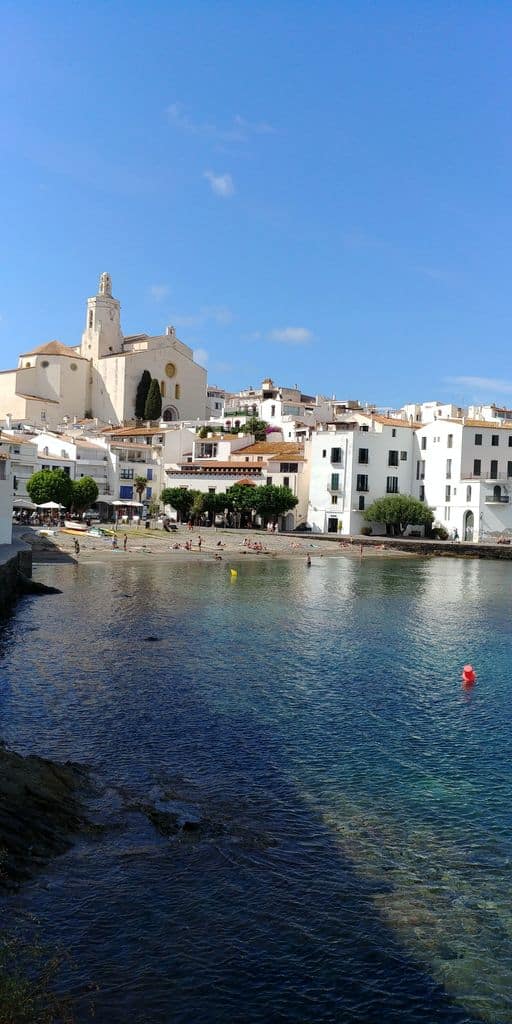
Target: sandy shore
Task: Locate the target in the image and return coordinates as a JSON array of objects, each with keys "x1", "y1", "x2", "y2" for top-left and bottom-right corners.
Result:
[{"x1": 31, "y1": 525, "x2": 412, "y2": 564}]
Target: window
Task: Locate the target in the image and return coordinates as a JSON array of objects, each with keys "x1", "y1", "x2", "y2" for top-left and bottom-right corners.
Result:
[
  {"x1": 473, "y1": 459, "x2": 481, "y2": 476},
  {"x1": 322, "y1": 449, "x2": 326, "y2": 458},
  {"x1": 283, "y1": 476, "x2": 290, "y2": 488},
  {"x1": 400, "y1": 451, "x2": 407, "y2": 461},
  {"x1": 508, "y1": 462, "x2": 512, "y2": 479},
  {"x1": 41, "y1": 360, "x2": 49, "y2": 368},
  {"x1": 175, "y1": 384, "x2": 181, "y2": 400},
  {"x1": 388, "y1": 450, "x2": 399, "y2": 466},
  {"x1": 358, "y1": 495, "x2": 365, "y2": 511},
  {"x1": 466, "y1": 485, "x2": 472, "y2": 501},
  {"x1": 331, "y1": 495, "x2": 338, "y2": 505},
  {"x1": 391, "y1": 428, "x2": 397, "y2": 437},
  {"x1": 271, "y1": 404, "x2": 275, "y2": 416},
  {"x1": 358, "y1": 448, "x2": 369, "y2": 464},
  {"x1": 447, "y1": 434, "x2": 453, "y2": 448},
  {"x1": 147, "y1": 468, "x2": 153, "y2": 480},
  {"x1": 419, "y1": 485, "x2": 425, "y2": 501},
  {"x1": 445, "y1": 507, "x2": 451, "y2": 521},
  {"x1": 280, "y1": 463, "x2": 298, "y2": 473},
  {"x1": 360, "y1": 425, "x2": 369, "y2": 432},
  {"x1": 119, "y1": 485, "x2": 133, "y2": 499},
  {"x1": 267, "y1": 476, "x2": 272, "y2": 485},
  {"x1": 475, "y1": 434, "x2": 482, "y2": 446},
  {"x1": 160, "y1": 381, "x2": 166, "y2": 397},
  {"x1": 386, "y1": 476, "x2": 398, "y2": 493},
  {"x1": 356, "y1": 474, "x2": 368, "y2": 492},
  {"x1": 492, "y1": 434, "x2": 499, "y2": 446},
  {"x1": 416, "y1": 460, "x2": 425, "y2": 480},
  {"x1": 330, "y1": 473, "x2": 339, "y2": 491},
  {"x1": 490, "y1": 460, "x2": 498, "y2": 479},
  {"x1": 509, "y1": 436, "x2": 512, "y2": 448},
  {"x1": 146, "y1": 487, "x2": 152, "y2": 499},
  {"x1": 421, "y1": 437, "x2": 427, "y2": 450},
  {"x1": 208, "y1": 487, "x2": 216, "y2": 494},
  {"x1": 88, "y1": 310, "x2": 93, "y2": 328},
  {"x1": 331, "y1": 447, "x2": 342, "y2": 463},
  {"x1": 446, "y1": 459, "x2": 452, "y2": 479},
  {"x1": 165, "y1": 362, "x2": 176, "y2": 378},
  {"x1": 445, "y1": 485, "x2": 451, "y2": 501},
  {"x1": 120, "y1": 468, "x2": 134, "y2": 480}
]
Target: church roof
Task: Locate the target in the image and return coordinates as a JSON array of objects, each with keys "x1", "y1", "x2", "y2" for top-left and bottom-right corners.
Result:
[{"x1": 20, "y1": 340, "x2": 85, "y2": 358}]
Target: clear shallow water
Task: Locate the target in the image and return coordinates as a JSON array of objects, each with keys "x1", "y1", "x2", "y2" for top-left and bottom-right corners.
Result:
[{"x1": 1, "y1": 554, "x2": 512, "y2": 1023}]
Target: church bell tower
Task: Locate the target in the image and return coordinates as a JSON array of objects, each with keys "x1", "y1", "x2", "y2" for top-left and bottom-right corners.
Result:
[{"x1": 81, "y1": 272, "x2": 123, "y2": 361}]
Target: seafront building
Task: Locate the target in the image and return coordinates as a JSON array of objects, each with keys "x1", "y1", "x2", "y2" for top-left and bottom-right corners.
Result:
[{"x1": 0, "y1": 452, "x2": 12, "y2": 544}]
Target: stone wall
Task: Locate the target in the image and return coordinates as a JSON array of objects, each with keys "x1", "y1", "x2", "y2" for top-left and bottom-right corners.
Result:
[{"x1": 0, "y1": 546, "x2": 33, "y2": 615}]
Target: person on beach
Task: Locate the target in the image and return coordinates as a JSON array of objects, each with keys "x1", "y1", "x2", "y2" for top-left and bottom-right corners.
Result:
[
  {"x1": 198, "y1": 536, "x2": 202, "y2": 552},
  {"x1": 123, "y1": 534, "x2": 127, "y2": 551},
  {"x1": 306, "y1": 554, "x2": 311, "y2": 567},
  {"x1": 74, "y1": 538, "x2": 80, "y2": 556},
  {"x1": 112, "y1": 536, "x2": 118, "y2": 550}
]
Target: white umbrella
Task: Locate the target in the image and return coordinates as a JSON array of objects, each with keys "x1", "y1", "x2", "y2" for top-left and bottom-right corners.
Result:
[
  {"x1": 37, "y1": 501, "x2": 65, "y2": 509},
  {"x1": 13, "y1": 498, "x2": 37, "y2": 510}
]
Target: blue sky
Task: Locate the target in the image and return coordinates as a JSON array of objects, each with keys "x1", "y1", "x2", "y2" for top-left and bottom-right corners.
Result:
[{"x1": 2, "y1": 2, "x2": 512, "y2": 408}]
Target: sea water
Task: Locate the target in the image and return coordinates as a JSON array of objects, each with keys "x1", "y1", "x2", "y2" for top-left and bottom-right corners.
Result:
[{"x1": 1, "y1": 554, "x2": 511, "y2": 1023}]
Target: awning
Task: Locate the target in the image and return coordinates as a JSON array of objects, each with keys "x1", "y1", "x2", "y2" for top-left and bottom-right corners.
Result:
[
  {"x1": 37, "y1": 501, "x2": 65, "y2": 509},
  {"x1": 111, "y1": 500, "x2": 144, "y2": 507}
]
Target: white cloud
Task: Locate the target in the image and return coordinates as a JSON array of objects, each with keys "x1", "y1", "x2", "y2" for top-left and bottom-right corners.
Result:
[
  {"x1": 203, "y1": 171, "x2": 234, "y2": 197},
  {"x1": 268, "y1": 327, "x2": 313, "y2": 345},
  {"x1": 193, "y1": 348, "x2": 209, "y2": 366},
  {"x1": 149, "y1": 284, "x2": 169, "y2": 302},
  {"x1": 448, "y1": 376, "x2": 512, "y2": 396},
  {"x1": 173, "y1": 306, "x2": 234, "y2": 329},
  {"x1": 166, "y1": 103, "x2": 273, "y2": 144}
]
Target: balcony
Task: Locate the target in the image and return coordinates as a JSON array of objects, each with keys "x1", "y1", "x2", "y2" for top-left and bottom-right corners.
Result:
[
  {"x1": 484, "y1": 494, "x2": 510, "y2": 504},
  {"x1": 327, "y1": 484, "x2": 343, "y2": 494}
]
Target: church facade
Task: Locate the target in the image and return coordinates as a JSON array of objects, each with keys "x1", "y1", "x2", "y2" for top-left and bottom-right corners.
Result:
[{"x1": 0, "y1": 273, "x2": 207, "y2": 429}]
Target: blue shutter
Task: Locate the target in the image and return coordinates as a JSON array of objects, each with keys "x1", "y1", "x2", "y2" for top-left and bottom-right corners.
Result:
[{"x1": 119, "y1": 485, "x2": 133, "y2": 499}]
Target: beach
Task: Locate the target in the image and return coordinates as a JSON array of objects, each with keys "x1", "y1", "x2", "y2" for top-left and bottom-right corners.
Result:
[{"x1": 31, "y1": 524, "x2": 409, "y2": 563}]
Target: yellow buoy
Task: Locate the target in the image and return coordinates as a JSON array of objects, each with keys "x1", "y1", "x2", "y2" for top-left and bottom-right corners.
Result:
[{"x1": 230, "y1": 568, "x2": 238, "y2": 577}]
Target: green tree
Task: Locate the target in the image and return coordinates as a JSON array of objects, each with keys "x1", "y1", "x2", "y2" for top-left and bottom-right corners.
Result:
[
  {"x1": 26, "y1": 468, "x2": 73, "y2": 508},
  {"x1": 135, "y1": 369, "x2": 152, "y2": 419},
  {"x1": 144, "y1": 379, "x2": 162, "y2": 421},
  {"x1": 134, "y1": 475, "x2": 147, "y2": 505},
  {"x1": 191, "y1": 491, "x2": 204, "y2": 523},
  {"x1": 241, "y1": 417, "x2": 268, "y2": 441},
  {"x1": 160, "y1": 487, "x2": 198, "y2": 523},
  {"x1": 200, "y1": 491, "x2": 231, "y2": 524},
  {"x1": 363, "y1": 494, "x2": 434, "y2": 536},
  {"x1": 226, "y1": 483, "x2": 258, "y2": 525},
  {"x1": 72, "y1": 476, "x2": 99, "y2": 512},
  {"x1": 253, "y1": 484, "x2": 299, "y2": 527}
]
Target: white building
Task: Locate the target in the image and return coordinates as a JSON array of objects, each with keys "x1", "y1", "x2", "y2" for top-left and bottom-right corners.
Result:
[
  {"x1": 0, "y1": 454, "x2": 12, "y2": 545},
  {"x1": 308, "y1": 414, "x2": 417, "y2": 534},
  {"x1": 0, "y1": 273, "x2": 208, "y2": 430},
  {"x1": 414, "y1": 418, "x2": 512, "y2": 541}
]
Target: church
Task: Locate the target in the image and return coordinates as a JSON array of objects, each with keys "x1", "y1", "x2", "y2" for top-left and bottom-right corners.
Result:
[{"x1": 0, "y1": 273, "x2": 207, "y2": 429}]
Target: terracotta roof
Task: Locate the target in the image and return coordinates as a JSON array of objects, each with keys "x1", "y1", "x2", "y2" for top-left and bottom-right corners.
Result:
[
  {"x1": 0, "y1": 432, "x2": 35, "y2": 444},
  {"x1": 463, "y1": 419, "x2": 512, "y2": 429},
  {"x1": 195, "y1": 434, "x2": 250, "y2": 443},
  {"x1": 39, "y1": 454, "x2": 72, "y2": 462},
  {"x1": 101, "y1": 426, "x2": 164, "y2": 437},
  {"x1": 61, "y1": 435, "x2": 106, "y2": 450},
  {"x1": 371, "y1": 414, "x2": 421, "y2": 429},
  {"x1": 177, "y1": 461, "x2": 263, "y2": 471},
  {"x1": 238, "y1": 441, "x2": 304, "y2": 456},
  {"x1": 234, "y1": 477, "x2": 257, "y2": 486},
  {"x1": 20, "y1": 340, "x2": 84, "y2": 358}
]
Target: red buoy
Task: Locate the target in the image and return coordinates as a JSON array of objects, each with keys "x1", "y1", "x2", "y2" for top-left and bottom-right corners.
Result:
[{"x1": 461, "y1": 664, "x2": 477, "y2": 687}]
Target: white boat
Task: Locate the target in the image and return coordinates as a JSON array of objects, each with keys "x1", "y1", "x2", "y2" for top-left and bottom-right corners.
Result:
[{"x1": 63, "y1": 520, "x2": 88, "y2": 532}]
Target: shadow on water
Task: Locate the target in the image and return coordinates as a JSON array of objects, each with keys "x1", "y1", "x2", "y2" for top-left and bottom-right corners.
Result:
[{"x1": 0, "y1": 556, "x2": 509, "y2": 1023}]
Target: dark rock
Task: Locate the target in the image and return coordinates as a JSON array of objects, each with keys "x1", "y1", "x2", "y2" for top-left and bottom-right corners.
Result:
[{"x1": 143, "y1": 635, "x2": 161, "y2": 642}]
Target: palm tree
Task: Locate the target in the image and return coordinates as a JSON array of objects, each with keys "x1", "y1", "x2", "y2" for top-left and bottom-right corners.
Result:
[{"x1": 134, "y1": 475, "x2": 147, "y2": 506}]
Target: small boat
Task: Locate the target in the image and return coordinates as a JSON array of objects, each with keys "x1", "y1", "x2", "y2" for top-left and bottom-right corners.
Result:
[{"x1": 63, "y1": 520, "x2": 88, "y2": 533}]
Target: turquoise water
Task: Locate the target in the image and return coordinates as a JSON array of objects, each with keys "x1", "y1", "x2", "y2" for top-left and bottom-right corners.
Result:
[{"x1": 1, "y1": 554, "x2": 512, "y2": 1022}]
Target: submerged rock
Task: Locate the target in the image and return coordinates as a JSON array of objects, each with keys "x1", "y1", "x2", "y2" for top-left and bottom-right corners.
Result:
[
  {"x1": 16, "y1": 573, "x2": 62, "y2": 596},
  {"x1": 0, "y1": 745, "x2": 89, "y2": 888}
]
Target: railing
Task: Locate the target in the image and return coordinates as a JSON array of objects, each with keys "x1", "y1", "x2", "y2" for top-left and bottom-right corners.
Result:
[
  {"x1": 327, "y1": 484, "x2": 343, "y2": 494},
  {"x1": 463, "y1": 472, "x2": 511, "y2": 482},
  {"x1": 484, "y1": 494, "x2": 510, "y2": 503}
]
